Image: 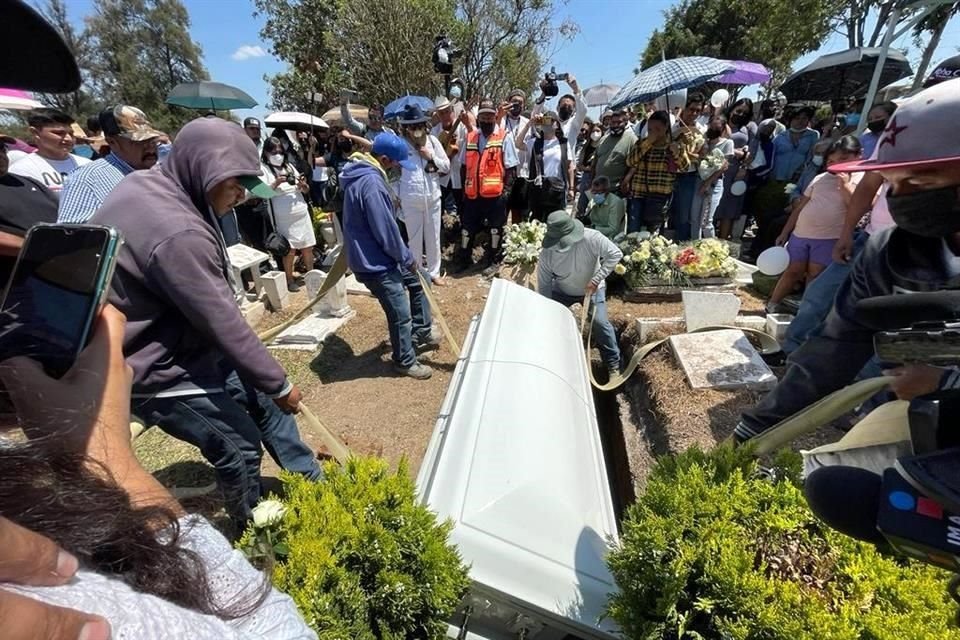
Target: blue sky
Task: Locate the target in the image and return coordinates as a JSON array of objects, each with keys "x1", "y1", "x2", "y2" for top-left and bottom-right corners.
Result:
[{"x1": 58, "y1": 0, "x2": 959, "y2": 121}]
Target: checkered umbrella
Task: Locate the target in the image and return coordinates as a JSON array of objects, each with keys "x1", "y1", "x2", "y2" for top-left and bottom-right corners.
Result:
[{"x1": 608, "y1": 57, "x2": 735, "y2": 110}]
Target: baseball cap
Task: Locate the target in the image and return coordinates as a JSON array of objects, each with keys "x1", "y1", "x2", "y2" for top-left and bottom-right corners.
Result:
[
  {"x1": 830, "y1": 78, "x2": 960, "y2": 174},
  {"x1": 237, "y1": 175, "x2": 280, "y2": 199},
  {"x1": 371, "y1": 132, "x2": 416, "y2": 170},
  {"x1": 243, "y1": 117, "x2": 262, "y2": 129},
  {"x1": 99, "y1": 105, "x2": 164, "y2": 142},
  {"x1": 477, "y1": 99, "x2": 497, "y2": 116}
]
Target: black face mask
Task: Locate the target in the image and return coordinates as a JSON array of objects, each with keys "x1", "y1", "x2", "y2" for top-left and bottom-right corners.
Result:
[
  {"x1": 337, "y1": 141, "x2": 353, "y2": 154},
  {"x1": 706, "y1": 128, "x2": 722, "y2": 140},
  {"x1": 887, "y1": 185, "x2": 960, "y2": 238},
  {"x1": 479, "y1": 121, "x2": 495, "y2": 136},
  {"x1": 510, "y1": 103, "x2": 522, "y2": 117},
  {"x1": 867, "y1": 120, "x2": 887, "y2": 134},
  {"x1": 730, "y1": 113, "x2": 749, "y2": 127},
  {"x1": 558, "y1": 105, "x2": 573, "y2": 121}
]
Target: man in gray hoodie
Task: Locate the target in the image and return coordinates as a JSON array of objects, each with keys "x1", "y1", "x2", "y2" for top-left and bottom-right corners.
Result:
[{"x1": 90, "y1": 117, "x2": 321, "y2": 524}]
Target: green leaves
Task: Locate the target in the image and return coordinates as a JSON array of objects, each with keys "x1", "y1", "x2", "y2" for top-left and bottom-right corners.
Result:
[{"x1": 606, "y1": 446, "x2": 960, "y2": 639}]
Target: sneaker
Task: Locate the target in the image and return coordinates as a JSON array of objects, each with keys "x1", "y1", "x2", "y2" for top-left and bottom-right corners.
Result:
[
  {"x1": 415, "y1": 326, "x2": 443, "y2": 352},
  {"x1": 607, "y1": 367, "x2": 620, "y2": 381},
  {"x1": 287, "y1": 279, "x2": 300, "y2": 293},
  {"x1": 394, "y1": 361, "x2": 432, "y2": 380}
]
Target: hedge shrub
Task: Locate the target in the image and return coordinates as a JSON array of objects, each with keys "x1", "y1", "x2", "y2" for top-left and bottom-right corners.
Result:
[
  {"x1": 239, "y1": 457, "x2": 470, "y2": 639},
  {"x1": 606, "y1": 446, "x2": 960, "y2": 640}
]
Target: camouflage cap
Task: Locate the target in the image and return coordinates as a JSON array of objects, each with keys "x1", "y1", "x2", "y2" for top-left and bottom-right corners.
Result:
[{"x1": 99, "y1": 105, "x2": 164, "y2": 142}]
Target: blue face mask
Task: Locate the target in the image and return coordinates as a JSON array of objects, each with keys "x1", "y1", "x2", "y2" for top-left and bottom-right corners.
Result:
[
  {"x1": 593, "y1": 193, "x2": 606, "y2": 205},
  {"x1": 845, "y1": 112, "x2": 861, "y2": 127},
  {"x1": 449, "y1": 85, "x2": 462, "y2": 99}
]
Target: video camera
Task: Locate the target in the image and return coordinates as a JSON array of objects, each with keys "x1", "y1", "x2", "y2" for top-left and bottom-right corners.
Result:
[
  {"x1": 542, "y1": 67, "x2": 569, "y2": 98},
  {"x1": 433, "y1": 35, "x2": 461, "y2": 75}
]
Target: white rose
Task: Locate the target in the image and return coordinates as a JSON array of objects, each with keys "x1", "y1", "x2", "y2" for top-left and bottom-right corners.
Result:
[{"x1": 252, "y1": 498, "x2": 286, "y2": 529}]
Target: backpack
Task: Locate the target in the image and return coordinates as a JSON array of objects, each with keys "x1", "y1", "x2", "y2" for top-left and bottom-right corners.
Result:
[{"x1": 530, "y1": 136, "x2": 570, "y2": 208}]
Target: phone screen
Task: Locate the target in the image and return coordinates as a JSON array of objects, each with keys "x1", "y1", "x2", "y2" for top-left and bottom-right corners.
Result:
[{"x1": 0, "y1": 226, "x2": 113, "y2": 377}]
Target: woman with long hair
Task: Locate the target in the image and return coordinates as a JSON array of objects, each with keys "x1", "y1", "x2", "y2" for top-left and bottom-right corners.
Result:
[
  {"x1": 517, "y1": 109, "x2": 571, "y2": 222},
  {"x1": 0, "y1": 306, "x2": 316, "y2": 638},
  {"x1": 260, "y1": 136, "x2": 317, "y2": 292},
  {"x1": 715, "y1": 98, "x2": 756, "y2": 240}
]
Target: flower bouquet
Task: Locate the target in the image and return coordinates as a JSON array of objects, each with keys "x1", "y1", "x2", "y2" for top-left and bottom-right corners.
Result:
[
  {"x1": 617, "y1": 233, "x2": 737, "y2": 289},
  {"x1": 698, "y1": 147, "x2": 726, "y2": 180},
  {"x1": 675, "y1": 238, "x2": 738, "y2": 279},
  {"x1": 501, "y1": 220, "x2": 546, "y2": 289}
]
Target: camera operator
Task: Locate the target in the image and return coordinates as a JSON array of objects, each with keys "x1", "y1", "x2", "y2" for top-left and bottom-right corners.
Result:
[
  {"x1": 734, "y1": 79, "x2": 960, "y2": 444},
  {"x1": 534, "y1": 71, "x2": 587, "y2": 164}
]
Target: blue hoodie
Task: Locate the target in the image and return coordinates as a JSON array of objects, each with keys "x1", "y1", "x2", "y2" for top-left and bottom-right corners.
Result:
[{"x1": 340, "y1": 159, "x2": 413, "y2": 274}]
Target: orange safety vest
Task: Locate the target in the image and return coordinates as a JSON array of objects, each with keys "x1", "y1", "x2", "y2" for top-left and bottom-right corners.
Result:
[{"x1": 463, "y1": 129, "x2": 506, "y2": 199}]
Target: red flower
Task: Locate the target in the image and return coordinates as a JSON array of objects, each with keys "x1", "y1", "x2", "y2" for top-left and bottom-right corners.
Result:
[{"x1": 676, "y1": 248, "x2": 699, "y2": 266}]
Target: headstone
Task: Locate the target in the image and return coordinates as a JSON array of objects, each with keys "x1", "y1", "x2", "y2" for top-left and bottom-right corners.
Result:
[
  {"x1": 240, "y1": 299, "x2": 266, "y2": 329},
  {"x1": 267, "y1": 310, "x2": 356, "y2": 351},
  {"x1": 682, "y1": 290, "x2": 741, "y2": 332},
  {"x1": 669, "y1": 329, "x2": 776, "y2": 390},
  {"x1": 766, "y1": 313, "x2": 795, "y2": 343},
  {"x1": 226, "y1": 243, "x2": 271, "y2": 296},
  {"x1": 305, "y1": 269, "x2": 352, "y2": 317},
  {"x1": 344, "y1": 273, "x2": 373, "y2": 297},
  {"x1": 260, "y1": 270, "x2": 289, "y2": 312}
]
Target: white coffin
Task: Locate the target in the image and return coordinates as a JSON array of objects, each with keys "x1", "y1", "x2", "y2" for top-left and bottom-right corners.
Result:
[{"x1": 416, "y1": 279, "x2": 621, "y2": 640}]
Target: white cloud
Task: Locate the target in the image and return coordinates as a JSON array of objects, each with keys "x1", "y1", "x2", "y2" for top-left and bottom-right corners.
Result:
[{"x1": 231, "y1": 45, "x2": 267, "y2": 61}]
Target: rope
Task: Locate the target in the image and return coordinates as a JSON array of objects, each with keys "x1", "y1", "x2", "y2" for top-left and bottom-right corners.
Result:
[{"x1": 417, "y1": 270, "x2": 461, "y2": 355}]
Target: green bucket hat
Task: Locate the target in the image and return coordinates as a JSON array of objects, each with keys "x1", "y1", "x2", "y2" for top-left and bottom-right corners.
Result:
[{"x1": 542, "y1": 210, "x2": 584, "y2": 250}]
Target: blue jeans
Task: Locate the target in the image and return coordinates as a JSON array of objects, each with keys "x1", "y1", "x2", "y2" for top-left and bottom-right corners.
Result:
[
  {"x1": 552, "y1": 287, "x2": 621, "y2": 370},
  {"x1": 782, "y1": 231, "x2": 869, "y2": 354},
  {"x1": 670, "y1": 172, "x2": 699, "y2": 241},
  {"x1": 357, "y1": 267, "x2": 432, "y2": 368},
  {"x1": 134, "y1": 369, "x2": 321, "y2": 523},
  {"x1": 690, "y1": 178, "x2": 723, "y2": 240}
]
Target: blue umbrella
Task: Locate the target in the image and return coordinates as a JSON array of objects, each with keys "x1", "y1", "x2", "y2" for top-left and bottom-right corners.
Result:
[
  {"x1": 608, "y1": 57, "x2": 735, "y2": 110},
  {"x1": 384, "y1": 95, "x2": 434, "y2": 120}
]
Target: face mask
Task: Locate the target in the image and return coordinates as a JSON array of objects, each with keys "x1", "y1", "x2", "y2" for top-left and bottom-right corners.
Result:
[
  {"x1": 337, "y1": 141, "x2": 353, "y2": 154},
  {"x1": 845, "y1": 113, "x2": 861, "y2": 127},
  {"x1": 609, "y1": 124, "x2": 625, "y2": 136},
  {"x1": 510, "y1": 103, "x2": 522, "y2": 117},
  {"x1": 790, "y1": 126, "x2": 807, "y2": 134},
  {"x1": 590, "y1": 130, "x2": 602, "y2": 142},
  {"x1": 867, "y1": 120, "x2": 887, "y2": 134},
  {"x1": 479, "y1": 121, "x2": 495, "y2": 136},
  {"x1": 268, "y1": 154, "x2": 284, "y2": 166},
  {"x1": 730, "y1": 113, "x2": 749, "y2": 126},
  {"x1": 706, "y1": 128, "x2": 721, "y2": 140},
  {"x1": 887, "y1": 186, "x2": 960, "y2": 238},
  {"x1": 410, "y1": 128, "x2": 426, "y2": 140},
  {"x1": 811, "y1": 155, "x2": 824, "y2": 167},
  {"x1": 450, "y1": 86, "x2": 462, "y2": 99},
  {"x1": 558, "y1": 105, "x2": 573, "y2": 120},
  {"x1": 593, "y1": 193, "x2": 606, "y2": 205}
]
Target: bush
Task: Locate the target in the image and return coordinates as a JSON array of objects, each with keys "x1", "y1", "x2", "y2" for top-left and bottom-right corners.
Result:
[
  {"x1": 605, "y1": 446, "x2": 960, "y2": 640},
  {"x1": 239, "y1": 457, "x2": 470, "y2": 639}
]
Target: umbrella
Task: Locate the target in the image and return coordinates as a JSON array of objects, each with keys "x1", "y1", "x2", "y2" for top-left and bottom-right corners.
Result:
[
  {"x1": 0, "y1": 88, "x2": 44, "y2": 110},
  {"x1": 321, "y1": 104, "x2": 370, "y2": 127},
  {"x1": 583, "y1": 83, "x2": 621, "y2": 107},
  {"x1": 925, "y1": 54, "x2": 960, "y2": 88},
  {"x1": 714, "y1": 60, "x2": 771, "y2": 86},
  {"x1": 779, "y1": 47, "x2": 912, "y2": 102},
  {"x1": 264, "y1": 111, "x2": 329, "y2": 131},
  {"x1": 5, "y1": 0, "x2": 80, "y2": 93},
  {"x1": 383, "y1": 95, "x2": 433, "y2": 120},
  {"x1": 609, "y1": 56, "x2": 735, "y2": 109},
  {"x1": 165, "y1": 81, "x2": 257, "y2": 111}
]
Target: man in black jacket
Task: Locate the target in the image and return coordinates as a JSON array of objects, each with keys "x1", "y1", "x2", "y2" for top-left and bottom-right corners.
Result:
[{"x1": 736, "y1": 79, "x2": 960, "y2": 443}]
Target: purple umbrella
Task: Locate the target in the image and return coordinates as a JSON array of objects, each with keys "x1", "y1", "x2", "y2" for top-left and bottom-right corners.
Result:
[{"x1": 714, "y1": 60, "x2": 771, "y2": 86}]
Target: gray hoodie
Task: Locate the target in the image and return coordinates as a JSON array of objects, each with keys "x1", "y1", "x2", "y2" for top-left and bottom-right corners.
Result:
[{"x1": 90, "y1": 117, "x2": 288, "y2": 397}]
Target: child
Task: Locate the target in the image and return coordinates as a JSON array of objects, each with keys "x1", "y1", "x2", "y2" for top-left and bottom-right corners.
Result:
[{"x1": 768, "y1": 136, "x2": 862, "y2": 311}]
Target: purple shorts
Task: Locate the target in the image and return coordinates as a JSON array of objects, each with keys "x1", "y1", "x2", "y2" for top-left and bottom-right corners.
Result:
[{"x1": 786, "y1": 234, "x2": 836, "y2": 266}]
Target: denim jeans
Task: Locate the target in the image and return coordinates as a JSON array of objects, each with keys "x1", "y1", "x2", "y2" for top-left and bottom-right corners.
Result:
[
  {"x1": 357, "y1": 267, "x2": 432, "y2": 368},
  {"x1": 134, "y1": 369, "x2": 321, "y2": 523},
  {"x1": 551, "y1": 287, "x2": 621, "y2": 370},
  {"x1": 670, "y1": 172, "x2": 699, "y2": 241},
  {"x1": 690, "y1": 178, "x2": 722, "y2": 240},
  {"x1": 628, "y1": 194, "x2": 671, "y2": 233},
  {"x1": 782, "y1": 231, "x2": 869, "y2": 354}
]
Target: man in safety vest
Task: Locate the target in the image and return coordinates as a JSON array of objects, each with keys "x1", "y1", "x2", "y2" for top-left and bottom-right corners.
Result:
[{"x1": 455, "y1": 98, "x2": 520, "y2": 274}]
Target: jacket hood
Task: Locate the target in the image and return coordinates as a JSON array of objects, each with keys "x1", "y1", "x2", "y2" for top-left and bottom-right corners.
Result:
[
  {"x1": 162, "y1": 117, "x2": 262, "y2": 211},
  {"x1": 340, "y1": 155, "x2": 386, "y2": 189}
]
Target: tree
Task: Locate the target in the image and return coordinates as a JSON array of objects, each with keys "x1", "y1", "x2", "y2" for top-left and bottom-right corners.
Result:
[
  {"x1": 256, "y1": 0, "x2": 573, "y2": 113},
  {"x1": 35, "y1": 0, "x2": 98, "y2": 120},
  {"x1": 640, "y1": 0, "x2": 845, "y2": 87},
  {"x1": 84, "y1": 0, "x2": 208, "y2": 132}
]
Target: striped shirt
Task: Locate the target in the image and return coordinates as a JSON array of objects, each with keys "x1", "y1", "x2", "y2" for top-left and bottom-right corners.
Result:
[{"x1": 57, "y1": 153, "x2": 135, "y2": 224}]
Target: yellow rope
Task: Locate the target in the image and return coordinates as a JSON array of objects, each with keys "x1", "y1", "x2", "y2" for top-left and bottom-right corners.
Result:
[{"x1": 416, "y1": 270, "x2": 462, "y2": 355}]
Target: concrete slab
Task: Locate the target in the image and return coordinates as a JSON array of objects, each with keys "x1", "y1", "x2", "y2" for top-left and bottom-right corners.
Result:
[
  {"x1": 344, "y1": 273, "x2": 373, "y2": 297},
  {"x1": 669, "y1": 329, "x2": 776, "y2": 390},
  {"x1": 267, "y1": 310, "x2": 356, "y2": 352},
  {"x1": 682, "y1": 290, "x2": 741, "y2": 332}
]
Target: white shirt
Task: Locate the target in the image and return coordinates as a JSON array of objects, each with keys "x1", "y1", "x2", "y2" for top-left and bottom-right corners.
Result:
[
  {"x1": 431, "y1": 121, "x2": 467, "y2": 189},
  {"x1": 535, "y1": 137, "x2": 564, "y2": 180},
  {"x1": 399, "y1": 134, "x2": 450, "y2": 202},
  {"x1": 559, "y1": 93, "x2": 588, "y2": 159},
  {"x1": 501, "y1": 115, "x2": 531, "y2": 178},
  {"x1": 10, "y1": 152, "x2": 90, "y2": 197}
]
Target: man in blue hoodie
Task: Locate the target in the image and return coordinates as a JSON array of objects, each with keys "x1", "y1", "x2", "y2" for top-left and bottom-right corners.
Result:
[{"x1": 341, "y1": 132, "x2": 438, "y2": 380}]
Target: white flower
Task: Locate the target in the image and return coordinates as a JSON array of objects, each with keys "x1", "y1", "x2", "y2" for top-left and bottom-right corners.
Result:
[
  {"x1": 784, "y1": 183, "x2": 797, "y2": 195},
  {"x1": 636, "y1": 231, "x2": 651, "y2": 241},
  {"x1": 614, "y1": 263, "x2": 627, "y2": 275},
  {"x1": 252, "y1": 498, "x2": 286, "y2": 529}
]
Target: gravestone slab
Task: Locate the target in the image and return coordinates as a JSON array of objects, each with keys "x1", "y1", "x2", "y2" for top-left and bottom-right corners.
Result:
[
  {"x1": 227, "y1": 244, "x2": 270, "y2": 296},
  {"x1": 669, "y1": 329, "x2": 776, "y2": 390},
  {"x1": 240, "y1": 300, "x2": 265, "y2": 329},
  {"x1": 682, "y1": 290, "x2": 741, "y2": 332},
  {"x1": 267, "y1": 311, "x2": 356, "y2": 352},
  {"x1": 260, "y1": 271, "x2": 289, "y2": 312},
  {"x1": 344, "y1": 273, "x2": 373, "y2": 297},
  {"x1": 304, "y1": 269, "x2": 352, "y2": 317}
]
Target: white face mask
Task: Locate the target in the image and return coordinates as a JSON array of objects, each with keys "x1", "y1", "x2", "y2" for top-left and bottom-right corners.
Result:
[
  {"x1": 590, "y1": 130, "x2": 602, "y2": 142},
  {"x1": 811, "y1": 155, "x2": 824, "y2": 167},
  {"x1": 268, "y1": 154, "x2": 284, "y2": 166}
]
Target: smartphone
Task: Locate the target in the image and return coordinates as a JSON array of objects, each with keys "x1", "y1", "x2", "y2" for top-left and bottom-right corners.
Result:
[{"x1": 0, "y1": 224, "x2": 122, "y2": 378}]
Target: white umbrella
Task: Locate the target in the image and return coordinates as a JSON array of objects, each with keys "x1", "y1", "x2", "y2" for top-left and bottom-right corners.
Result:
[
  {"x1": 264, "y1": 111, "x2": 329, "y2": 131},
  {"x1": 583, "y1": 83, "x2": 621, "y2": 108}
]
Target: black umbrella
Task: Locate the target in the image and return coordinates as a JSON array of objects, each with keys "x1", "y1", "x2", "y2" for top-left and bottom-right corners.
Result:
[
  {"x1": 166, "y1": 81, "x2": 257, "y2": 111},
  {"x1": 4, "y1": 0, "x2": 80, "y2": 92},
  {"x1": 925, "y1": 54, "x2": 960, "y2": 88},
  {"x1": 780, "y1": 47, "x2": 912, "y2": 102}
]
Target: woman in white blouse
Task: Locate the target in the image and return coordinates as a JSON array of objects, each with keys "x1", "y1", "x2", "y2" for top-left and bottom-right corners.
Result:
[
  {"x1": 517, "y1": 109, "x2": 572, "y2": 222},
  {"x1": 260, "y1": 137, "x2": 318, "y2": 292},
  {"x1": 0, "y1": 305, "x2": 316, "y2": 640}
]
